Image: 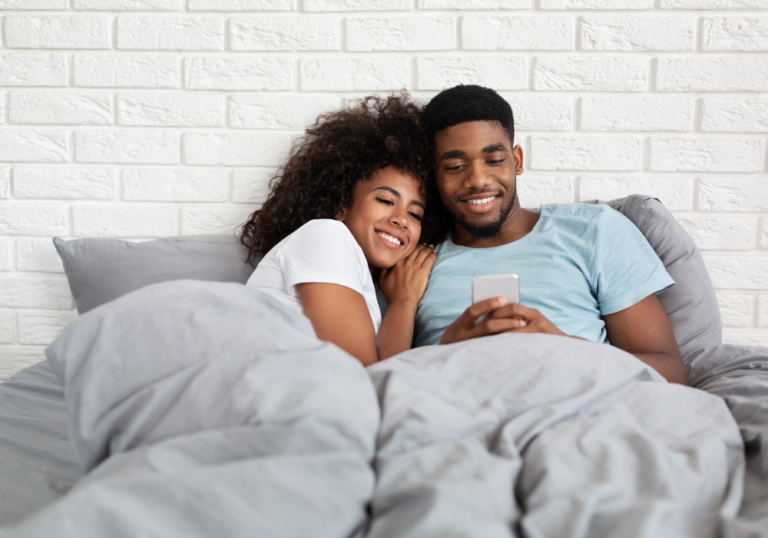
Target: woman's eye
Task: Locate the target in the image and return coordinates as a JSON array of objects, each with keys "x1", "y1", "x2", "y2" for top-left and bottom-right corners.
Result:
[
  {"x1": 409, "y1": 212, "x2": 423, "y2": 221},
  {"x1": 376, "y1": 198, "x2": 394, "y2": 205}
]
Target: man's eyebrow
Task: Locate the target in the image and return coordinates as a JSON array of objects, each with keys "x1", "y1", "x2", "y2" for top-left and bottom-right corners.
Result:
[
  {"x1": 439, "y1": 149, "x2": 467, "y2": 161},
  {"x1": 373, "y1": 186, "x2": 425, "y2": 210},
  {"x1": 482, "y1": 143, "x2": 508, "y2": 154}
]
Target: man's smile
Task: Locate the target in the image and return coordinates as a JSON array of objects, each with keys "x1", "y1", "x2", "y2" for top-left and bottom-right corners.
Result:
[{"x1": 461, "y1": 194, "x2": 500, "y2": 214}]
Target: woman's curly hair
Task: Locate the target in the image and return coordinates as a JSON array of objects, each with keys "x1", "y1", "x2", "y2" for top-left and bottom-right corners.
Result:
[{"x1": 239, "y1": 93, "x2": 449, "y2": 265}]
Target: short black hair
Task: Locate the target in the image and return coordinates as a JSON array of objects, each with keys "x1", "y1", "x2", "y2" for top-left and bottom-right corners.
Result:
[{"x1": 422, "y1": 84, "x2": 514, "y2": 146}]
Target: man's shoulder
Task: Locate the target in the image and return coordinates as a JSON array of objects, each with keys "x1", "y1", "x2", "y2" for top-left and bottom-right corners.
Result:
[{"x1": 539, "y1": 202, "x2": 607, "y2": 221}]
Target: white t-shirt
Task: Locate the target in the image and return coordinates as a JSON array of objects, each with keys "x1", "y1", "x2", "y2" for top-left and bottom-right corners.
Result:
[{"x1": 246, "y1": 219, "x2": 382, "y2": 333}]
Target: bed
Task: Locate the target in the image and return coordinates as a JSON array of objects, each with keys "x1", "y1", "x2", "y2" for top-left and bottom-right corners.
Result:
[{"x1": 0, "y1": 196, "x2": 766, "y2": 537}]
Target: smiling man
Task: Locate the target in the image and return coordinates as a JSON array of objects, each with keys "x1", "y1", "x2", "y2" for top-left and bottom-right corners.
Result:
[{"x1": 415, "y1": 85, "x2": 688, "y2": 385}]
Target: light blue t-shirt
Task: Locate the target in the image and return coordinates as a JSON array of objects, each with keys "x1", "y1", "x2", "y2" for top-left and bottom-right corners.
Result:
[{"x1": 413, "y1": 203, "x2": 675, "y2": 347}]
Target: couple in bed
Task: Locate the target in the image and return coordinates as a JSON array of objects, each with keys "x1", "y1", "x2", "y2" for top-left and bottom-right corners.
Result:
[{"x1": 240, "y1": 84, "x2": 688, "y2": 386}]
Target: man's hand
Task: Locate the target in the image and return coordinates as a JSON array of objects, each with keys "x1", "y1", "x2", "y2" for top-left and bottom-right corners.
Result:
[
  {"x1": 439, "y1": 297, "x2": 528, "y2": 345},
  {"x1": 488, "y1": 303, "x2": 573, "y2": 338}
]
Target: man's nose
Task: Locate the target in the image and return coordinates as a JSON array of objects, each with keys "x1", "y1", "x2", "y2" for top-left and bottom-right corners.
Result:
[{"x1": 464, "y1": 161, "x2": 492, "y2": 189}]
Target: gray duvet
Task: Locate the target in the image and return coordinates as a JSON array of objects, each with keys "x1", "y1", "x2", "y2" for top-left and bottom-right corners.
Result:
[{"x1": 0, "y1": 281, "x2": 759, "y2": 537}]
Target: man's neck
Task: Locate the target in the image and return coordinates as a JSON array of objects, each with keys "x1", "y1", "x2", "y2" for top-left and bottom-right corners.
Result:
[{"x1": 452, "y1": 205, "x2": 541, "y2": 249}]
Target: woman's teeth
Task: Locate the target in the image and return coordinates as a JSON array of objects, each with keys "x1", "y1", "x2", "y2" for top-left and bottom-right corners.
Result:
[
  {"x1": 377, "y1": 232, "x2": 402, "y2": 246},
  {"x1": 467, "y1": 196, "x2": 496, "y2": 205}
]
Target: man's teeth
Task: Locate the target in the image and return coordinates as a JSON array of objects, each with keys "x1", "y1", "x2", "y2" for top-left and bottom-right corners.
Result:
[
  {"x1": 377, "y1": 232, "x2": 402, "y2": 245},
  {"x1": 466, "y1": 196, "x2": 496, "y2": 205}
]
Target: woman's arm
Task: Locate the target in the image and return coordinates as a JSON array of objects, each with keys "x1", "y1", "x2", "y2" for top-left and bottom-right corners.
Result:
[
  {"x1": 297, "y1": 283, "x2": 379, "y2": 366},
  {"x1": 297, "y1": 245, "x2": 437, "y2": 367}
]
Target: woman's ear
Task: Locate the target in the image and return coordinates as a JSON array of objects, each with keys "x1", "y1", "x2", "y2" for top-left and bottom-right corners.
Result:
[{"x1": 334, "y1": 207, "x2": 346, "y2": 222}]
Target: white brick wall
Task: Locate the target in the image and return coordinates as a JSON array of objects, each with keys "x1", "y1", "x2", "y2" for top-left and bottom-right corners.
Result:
[{"x1": 0, "y1": 3, "x2": 767, "y2": 379}]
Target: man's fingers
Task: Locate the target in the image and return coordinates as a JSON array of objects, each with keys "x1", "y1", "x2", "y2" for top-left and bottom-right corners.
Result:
[
  {"x1": 460, "y1": 297, "x2": 507, "y2": 325},
  {"x1": 488, "y1": 302, "x2": 538, "y2": 320},
  {"x1": 472, "y1": 317, "x2": 526, "y2": 337}
]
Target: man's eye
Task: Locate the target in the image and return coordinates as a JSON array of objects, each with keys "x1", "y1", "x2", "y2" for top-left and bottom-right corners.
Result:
[
  {"x1": 376, "y1": 198, "x2": 394, "y2": 205},
  {"x1": 445, "y1": 164, "x2": 463, "y2": 171},
  {"x1": 487, "y1": 159, "x2": 505, "y2": 165}
]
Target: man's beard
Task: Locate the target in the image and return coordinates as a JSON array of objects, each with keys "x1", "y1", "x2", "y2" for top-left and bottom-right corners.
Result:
[{"x1": 447, "y1": 187, "x2": 517, "y2": 240}]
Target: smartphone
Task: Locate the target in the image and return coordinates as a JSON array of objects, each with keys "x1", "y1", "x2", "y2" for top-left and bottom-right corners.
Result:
[{"x1": 472, "y1": 274, "x2": 520, "y2": 324}]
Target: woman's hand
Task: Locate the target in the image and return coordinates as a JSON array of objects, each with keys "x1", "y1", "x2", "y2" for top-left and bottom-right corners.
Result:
[{"x1": 379, "y1": 244, "x2": 437, "y2": 309}]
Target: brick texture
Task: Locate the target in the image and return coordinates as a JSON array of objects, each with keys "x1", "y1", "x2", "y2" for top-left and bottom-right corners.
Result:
[{"x1": 0, "y1": 1, "x2": 766, "y2": 375}]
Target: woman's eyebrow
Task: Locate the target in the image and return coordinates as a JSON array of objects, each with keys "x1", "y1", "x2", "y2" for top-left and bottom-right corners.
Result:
[{"x1": 374, "y1": 186, "x2": 425, "y2": 210}]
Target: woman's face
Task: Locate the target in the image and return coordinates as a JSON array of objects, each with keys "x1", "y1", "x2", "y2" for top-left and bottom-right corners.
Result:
[{"x1": 338, "y1": 165, "x2": 426, "y2": 270}]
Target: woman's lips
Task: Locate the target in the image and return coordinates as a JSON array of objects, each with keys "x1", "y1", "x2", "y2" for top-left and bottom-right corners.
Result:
[
  {"x1": 375, "y1": 230, "x2": 403, "y2": 250},
  {"x1": 462, "y1": 195, "x2": 498, "y2": 214}
]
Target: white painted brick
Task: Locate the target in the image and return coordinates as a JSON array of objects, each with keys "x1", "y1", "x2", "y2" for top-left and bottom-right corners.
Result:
[
  {"x1": 579, "y1": 177, "x2": 693, "y2": 211},
  {"x1": 117, "y1": 16, "x2": 223, "y2": 51},
  {"x1": 300, "y1": 58, "x2": 408, "y2": 91},
  {"x1": 0, "y1": 0, "x2": 67, "y2": 7},
  {"x1": 534, "y1": 58, "x2": 647, "y2": 92},
  {"x1": 541, "y1": 0, "x2": 652, "y2": 8},
  {"x1": 580, "y1": 98, "x2": 693, "y2": 131},
  {"x1": 28, "y1": 172, "x2": 98, "y2": 204},
  {"x1": 416, "y1": 57, "x2": 527, "y2": 91},
  {"x1": 117, "y1": 93, "x2": 224, "y2": 127},
  {"x1": 699, "y1": 179, "x2": 768, "y2": 212},
  {"x1": 678, "y1": 218, "x2": 756, "y2": 250},
  {"x1": 656, "y1": 58, "x2": 768, "y2": 92},
  {"x1": 0, "y1": 312, "x2": 11, "y2": 344},
  {"x1": 231, "y1": 16, "x2": 338, "y2": 51},
  {"x1": 181, "y1": 206, "x2": 253, "y2": 235},
  {"x1": 463, "y1": 17, "x2": 573, "y2": 51},
  {"x1": 0, "y1": 241, "x2": 11, "y2": 272},
  {"x1": 189, "y1": 0, "x2": 293, "y2": 9},
  {"x1": 230, "y1": 94, "x2": 340, "y2": 130},
  {"x1": 518, "y1": 176, "x2": 574, "y2": 208},
  {"x1": 723, "y1": 331, "x2": 768, "y2": 347},
  {"x1": 122, "y1": 169, "x2": 227, "y2": 202},
  {"x1": 232, "y1": 169, "x2": 274, "y2": 204},
  {"x1": 0, "y1": 348, "x2": 46, "y2": 382},
  {"x1": 18, "y1": 313, "x2": 77, "y2": 345},
  {"x1": 75, "y1": 131, "x2": 179, "y2": 164},
  {"x1": 0, "y1": 54, "x2": 67, "y2": 86},
  {"x1": 0, "y1": 276, "x2": 73, "y2": 309},
  {"x1": 0, "y1": 205, "x2": 67, "y2": 236},
  {"x1": 305, "y1": 0, "x2": 409, "y2": 9},
  {"x1": 346, "y1": 17, "x2": 454, "y2": 51},
  {"x1": 14, "y1": 167, "x2": 115, "y2": 200},
  {"x1": 501, "y1": 96, "x2": 572, "y2": 131},
  {"x1": 73, "y1": 205, "x2": 177, "y2": 238},
  {"x1": 0, "y1": 168, "x2": 8, "y2": 199},
  {"x1": 717, "y1": 294, "x2": 754, "y2": 327},
  {"x1": 704, "y1": 256, "x2": 768, "y2": 289},
  {"x1": 16, "y1": 239, "x2": 65, "y2": 273},
  {"x1": 9, "y1": 91, "x2": 112, "y2": 125},
  {"x1": 701, "y1": 99, "x2": 768, "y2": 133},
  {"x1": 759, "y1": 295, "x2": 768, "y2": 327},
  {"x1": 184, "y1": 132, "x2": 294, "y2": 167},
  {"x1": 581, "y1": 17, "x2": 694, "y2": 52},
  {"x1": 0, "y1": 130, "x2": 68, "y2": 163},
  {"x1": 760, "y1": 219, "x2": 768, "y2": 250},
  {"x1": 5, "y1": 16, "x2": 110, "y2": 50},
  {"x1": 74, "y1": 54, "x2": 180, "y2": 88},
  {"x1": 649, "y1": 139, "x2": 764, "y2": 172},
  {"x1": 703, "y1": 18, "x2": 768, "y2": 51},
  {"x1": 73, "y1": 0, "x2": 182, "y2": 9},
  {"x1": 661, "y1": 0, "x2": 768, "y2": 8},
  {"x1": 529, "y1": 138, "x2": 640, "y2": 171},
  {"x1": 421, "y1": 0, "x2": 528, "y2": 8},
  {"x1": 186, "y1": 57, "x2": 292, "y2": 91}
]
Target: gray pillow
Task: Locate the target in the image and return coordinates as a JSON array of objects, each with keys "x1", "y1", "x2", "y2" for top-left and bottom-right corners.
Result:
[
  {"x1": 592, "y1": 195, "x2": 722, "y2": 359},
  {"x1": 54, "y1": 235, "x2": 258, "y2": 314}
]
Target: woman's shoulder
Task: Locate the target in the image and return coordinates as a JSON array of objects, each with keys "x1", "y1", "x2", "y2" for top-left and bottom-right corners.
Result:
[{"x1": 277, "y1": 219, "x2": 361, "y2": 260}]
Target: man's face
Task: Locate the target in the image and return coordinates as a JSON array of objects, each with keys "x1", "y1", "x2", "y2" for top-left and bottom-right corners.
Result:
[{"x1": 433, "y1": 121, "x2": 524, "y2": 239}]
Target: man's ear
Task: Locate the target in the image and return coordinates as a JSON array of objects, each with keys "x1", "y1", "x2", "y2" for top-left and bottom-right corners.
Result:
[{"x1": 512, "y1": 145, "x2": 524, "y2": 175}]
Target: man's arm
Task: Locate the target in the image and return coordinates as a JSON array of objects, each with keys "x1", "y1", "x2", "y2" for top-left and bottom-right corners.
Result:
[{"x1": 602, "y1": 293, "x2": 688, "y2": 385}]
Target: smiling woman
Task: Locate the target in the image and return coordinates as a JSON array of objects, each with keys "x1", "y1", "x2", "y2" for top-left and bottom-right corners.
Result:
[{"x1": 239, "y1": 94, "x2": 447, "y2": 366}]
